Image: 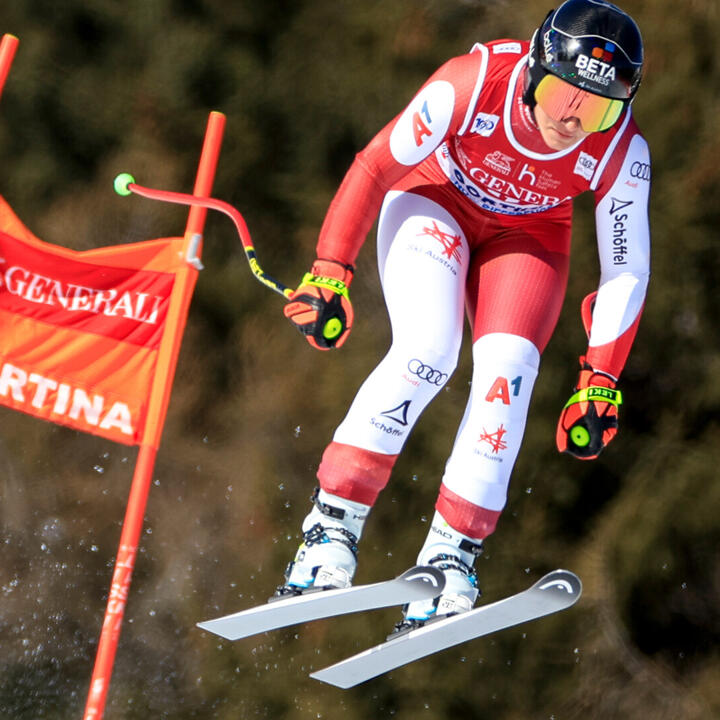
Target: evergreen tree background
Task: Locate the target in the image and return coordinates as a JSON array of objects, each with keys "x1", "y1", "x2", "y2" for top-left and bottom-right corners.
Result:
[{"x1": 0, "y1": 1, "x2": 718, "y2": 718}]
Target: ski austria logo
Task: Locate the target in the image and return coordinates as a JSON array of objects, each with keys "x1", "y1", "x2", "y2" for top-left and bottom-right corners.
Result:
[
  {"x1": 478, "y1": 424, "x2": 508, "y2": 454},
  {"x1": 418, "y1": 221, "x2": 463, "y2": 266},
  {"x1": 390, "y1": 81, "x2": 455, "y2": 166},
  {"x1": 470, "y1": 112, "x2": 499, "y2": 137}
]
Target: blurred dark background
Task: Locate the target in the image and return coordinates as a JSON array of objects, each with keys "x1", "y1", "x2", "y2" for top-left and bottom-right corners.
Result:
[{"x1": 0, "y1": 1, "x2": 718, "y2": 718}]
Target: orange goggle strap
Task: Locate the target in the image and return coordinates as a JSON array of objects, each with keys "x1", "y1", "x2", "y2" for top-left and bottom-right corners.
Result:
[{"x1": 534, "y1": 74, "x2": 625, "y2": 132}]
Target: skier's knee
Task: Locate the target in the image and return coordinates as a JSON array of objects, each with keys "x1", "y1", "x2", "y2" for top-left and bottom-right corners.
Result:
[{"x1": 472, "y1": 333, "x2": 540, "y2": 370}]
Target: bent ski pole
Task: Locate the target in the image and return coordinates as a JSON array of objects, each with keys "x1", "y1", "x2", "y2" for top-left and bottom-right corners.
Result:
[{"x1": 113, "y1": 172, "x2": 293, "y2": 299}]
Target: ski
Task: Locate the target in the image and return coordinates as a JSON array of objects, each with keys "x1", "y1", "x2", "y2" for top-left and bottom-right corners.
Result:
[
  {"x1": 197, "y1": 565, "x2": 445, "y2": 641},
  {"x1": 310, "y1": 568, "x2": 582, "y2": 688}
]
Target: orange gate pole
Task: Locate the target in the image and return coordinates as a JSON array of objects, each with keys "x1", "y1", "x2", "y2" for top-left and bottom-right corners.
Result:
[
  {"x1": 0, "y1": 34, "x2": 19, "y2": 100},
  {"x1": 82, "y1": 111, "x2": 226, "y2": 720}
]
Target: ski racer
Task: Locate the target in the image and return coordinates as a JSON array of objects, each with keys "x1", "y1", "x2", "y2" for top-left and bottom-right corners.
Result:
[{"x1": 279, "y1": 0, "x2": 650, "y2": 632}]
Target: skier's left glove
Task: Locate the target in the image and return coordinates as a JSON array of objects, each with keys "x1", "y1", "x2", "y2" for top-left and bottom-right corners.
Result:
[
  {"x1": 556, "y1": 357, "x2": 623, "y2": 460},
  {"x1": 283, "y1": 258, "x2": 354, "y2": 350}
]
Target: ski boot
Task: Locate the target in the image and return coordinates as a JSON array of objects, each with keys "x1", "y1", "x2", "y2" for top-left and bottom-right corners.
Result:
[
  {"x1": 390, "y1": 511, "x2": 482, "y2": 636},
  {"x1": 275, "y1": 488, "x2": 370, "y2": 597}
]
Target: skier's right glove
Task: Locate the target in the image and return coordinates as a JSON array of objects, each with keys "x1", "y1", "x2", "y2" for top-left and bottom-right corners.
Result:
[
  {"x1": 283, "y1": 258, "x2": 354, "y2": 350},
  {"x1": 556, "y1": 357, "x2": 623, "y2": 460}
]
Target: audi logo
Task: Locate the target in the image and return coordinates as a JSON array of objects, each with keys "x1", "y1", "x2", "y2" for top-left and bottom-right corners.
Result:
[
  {"x1": 407, "y1": 359, "x2": 448, "y2": 386},
  {"x1": 630, "y1": 162, "x2": 651, "y2": 181}
]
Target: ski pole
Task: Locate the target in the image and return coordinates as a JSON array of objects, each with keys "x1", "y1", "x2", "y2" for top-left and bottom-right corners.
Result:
[{"x1": 113, "y1": 172, "x2": 293, "y2": 299}]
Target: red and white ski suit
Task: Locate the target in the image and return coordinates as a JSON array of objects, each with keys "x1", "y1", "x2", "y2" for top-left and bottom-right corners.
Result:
[{"x1": 312, "y1": 39, "x2": 650, "y2": 540}]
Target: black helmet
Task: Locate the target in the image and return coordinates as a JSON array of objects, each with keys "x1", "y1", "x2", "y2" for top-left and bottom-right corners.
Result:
[{"x1": 527, "y1": 0, "x2": 644, "y2": 102}]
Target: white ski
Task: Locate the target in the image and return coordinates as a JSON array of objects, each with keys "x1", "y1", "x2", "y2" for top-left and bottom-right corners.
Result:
[
  {"x1": 197, "y1": 565, "x2": 445, "y2": 641},
  {"x1": 310, "y1": 568, "x2": 582, "y2": 688}
]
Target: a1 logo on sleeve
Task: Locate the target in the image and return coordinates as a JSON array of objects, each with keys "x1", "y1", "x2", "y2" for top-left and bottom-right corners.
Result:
[{"x1": 389, "y1": 80, "x2": 455, "y2": 166}]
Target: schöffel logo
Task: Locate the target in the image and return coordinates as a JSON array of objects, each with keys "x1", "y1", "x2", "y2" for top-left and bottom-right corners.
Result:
[
  {"x1": 381, "y1": 400, "x2": 411, "y2": 425},
  {"x1": 370, "y1": 400, "x2": 411, "y2": 438},
  {"x1": 407, "y1": 359, "x2": 448, "y2": 386},
  {"x1": 592, "y1": 42, "x2": 615, "y2": 63},
  {"x1": 630, "y1": 161, "x2": 651, "y2": 181},
  {"x1": 609, "y1": 197, "x2": 633, "y2": 266}
]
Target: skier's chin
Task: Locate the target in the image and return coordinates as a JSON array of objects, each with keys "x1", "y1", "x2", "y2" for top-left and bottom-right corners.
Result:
[{"x1": 541, "y1": 125, "x2": 583, "y2": 150}]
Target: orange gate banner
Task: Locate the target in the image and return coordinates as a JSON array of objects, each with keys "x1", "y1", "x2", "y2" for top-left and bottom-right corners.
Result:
[{"x1": 0, "y1": 195, "x2": 192, "y2": 445}]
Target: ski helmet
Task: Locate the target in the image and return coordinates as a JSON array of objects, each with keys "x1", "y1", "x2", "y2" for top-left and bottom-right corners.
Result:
[{"x1": 525, "y1": 0, "x2": 644, "y2": 131}]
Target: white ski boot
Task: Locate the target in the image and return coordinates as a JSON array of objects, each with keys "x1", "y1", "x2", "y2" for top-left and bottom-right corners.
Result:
[
  {"x1": 276, "y1": 488, "x2": 370, "y2": 596},
  {"x1": 392, "y1": 511, "x2": 482, "y2": 635}
]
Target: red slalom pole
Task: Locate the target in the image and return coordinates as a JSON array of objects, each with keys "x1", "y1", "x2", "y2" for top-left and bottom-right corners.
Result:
[
  {"x1": 82, "y1": 112, "x2": 225, "y2": 720},
  {"x1": 0, "y1": 34, "x2": 19, "y2": 101}
]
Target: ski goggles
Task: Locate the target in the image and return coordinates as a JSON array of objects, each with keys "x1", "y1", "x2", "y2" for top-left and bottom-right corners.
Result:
[{"x1": 534, "y1": 74, "x2": 625, "y2": 133}]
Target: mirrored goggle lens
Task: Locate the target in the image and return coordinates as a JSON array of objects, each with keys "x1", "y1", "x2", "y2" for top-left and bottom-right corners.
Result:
[{"x1": 534, "y1": 74, "x2": 625, "y2": 132}]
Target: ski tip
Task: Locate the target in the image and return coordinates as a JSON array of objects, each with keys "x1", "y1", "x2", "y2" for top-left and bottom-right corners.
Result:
[
  {"x1": 397, "y1": 565, "x2": 446, "y2": 596},
  {"x1": 196, "y1": 618, "x2": 246, "y2": 641},
  {"x1": 196, "y1": 617, "x2": 240, "y2": 639},
  {"x1": 532, "y1": 569, "x2": 583, "y2": 604},
  {"x1": 309, "y1": 669, "x2": 342, "y2": 688}
]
